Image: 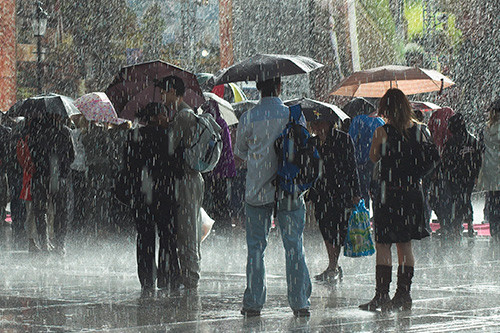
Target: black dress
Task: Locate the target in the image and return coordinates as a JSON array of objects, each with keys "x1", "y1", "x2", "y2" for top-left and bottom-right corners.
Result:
[{"x1": 373, "y1": 124, "x2": 430, "y2": 244}]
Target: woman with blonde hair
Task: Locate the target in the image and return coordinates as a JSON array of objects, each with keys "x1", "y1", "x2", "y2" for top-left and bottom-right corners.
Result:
[{"x1": 359, "y1": 88, "x2": 430, "y2": 312}]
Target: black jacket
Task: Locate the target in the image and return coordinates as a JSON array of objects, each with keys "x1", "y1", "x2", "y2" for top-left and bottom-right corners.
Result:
[
  {"x1": 440, "y1": 130, "x2": 482, "y2": 192},
  {"x1": 28, "y1": 117, "x2": 75, "y2": 179},
  {"x1": 310, "y1": 128, "x2": 361, "y2": 208},
  {"x1": 123, "y1": 125, "x2": 183, "y2": 208}
]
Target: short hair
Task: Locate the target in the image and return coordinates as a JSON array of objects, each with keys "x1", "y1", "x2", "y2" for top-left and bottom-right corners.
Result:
[
  {"x1": 155, "y1": 75, "x2": 185, "y2": 96},
  {"x1": 256, "y1": 77, "x2": 281, "y2": 97}
]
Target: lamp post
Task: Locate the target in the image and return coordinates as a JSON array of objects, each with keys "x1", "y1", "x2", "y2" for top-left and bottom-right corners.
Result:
[{"x1": 32, "y1": 1, "x2": 48, "y2": 94}]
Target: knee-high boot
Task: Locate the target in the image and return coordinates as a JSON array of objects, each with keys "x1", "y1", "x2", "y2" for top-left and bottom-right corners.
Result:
[
  {"x1": 391, "y1": 265, "x2": 414, "y2": 310},
  {"x1": 359, "y1": 265, "x2": 392, "y2": 311}
]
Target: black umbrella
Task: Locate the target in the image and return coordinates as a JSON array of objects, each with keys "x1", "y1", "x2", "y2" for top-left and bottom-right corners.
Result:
[
  {"x1": 214, "y1": 54, "x2": 323, "y2": 85},
  {"x1": 342, "y1": 97, "x2": 377, "y2": 118},
  {"x1": 284, "y1": 98, "x2": 349, "y2": 122},
  {"x1": 6, "y1": 93, "x2": 80, "y2": 118}
]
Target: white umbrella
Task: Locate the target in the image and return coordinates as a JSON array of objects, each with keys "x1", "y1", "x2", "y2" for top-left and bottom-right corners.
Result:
[{"x1": 200, "y1": 92, "x2": 239, "y2": 126}]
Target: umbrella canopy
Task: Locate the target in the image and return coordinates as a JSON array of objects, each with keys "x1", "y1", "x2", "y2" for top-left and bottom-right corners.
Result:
[
  {"x1": 231, "y1": 100, "x2": 258, "y2": 119},
  {"x1": 74, "y1": 92, "x2": 127, "y2": 125},
  {"x1": 200, "y1": 92, "x2": 239, "y2": 126},
  {"x1": 212, "y1": 82, "x2": 248, "y2": 103},
  {"x1": 331, "y1": 65, "x2": 455, "y2": 97},
  {"x1": 284, "y1": 97, "x2": 349, "y2": 122},
  {"x1": 342, "y1": 97, "x2": 377, "y2": 117},
  {"x1": 214, "y1": 54, "x2": 324, "y2": 85},
  {"x1": 410, "y1": 101, "x2": 441, "y2": 112},
  {"x1": 6, "y1": 93, "x2": 80, "y2": 119},
  {"x1": 196, "y1": 72, "x2": 215, "y2": 92},
  {"x1": 106, "y1": 60, "x2": 205, "y2": 120}
]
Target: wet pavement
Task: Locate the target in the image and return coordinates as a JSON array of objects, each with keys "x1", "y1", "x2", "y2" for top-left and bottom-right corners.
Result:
[{"x1": 1, "y1": 204, "x2": 500, "y2": 332}]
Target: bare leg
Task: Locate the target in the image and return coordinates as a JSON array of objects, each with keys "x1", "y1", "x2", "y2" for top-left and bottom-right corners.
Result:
[
  {"x1": 395, "y1": 241, "x2": 414, "y2": 266},
  {"x1": 324, "y1": 240, "x2": 341, "y2": 271},
  {"x1": 375, "y1": 242, "x2": 392, "y2": 266}
]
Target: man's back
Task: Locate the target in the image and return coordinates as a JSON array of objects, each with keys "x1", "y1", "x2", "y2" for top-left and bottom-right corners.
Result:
[{"x1": 235, "y1": 97, "x2": 289, "y2": 206}]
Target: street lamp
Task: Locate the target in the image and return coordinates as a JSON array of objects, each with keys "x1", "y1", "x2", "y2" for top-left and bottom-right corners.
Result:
[{"x1": 32, "y1": 1, "x2": 48, "y2": 94}]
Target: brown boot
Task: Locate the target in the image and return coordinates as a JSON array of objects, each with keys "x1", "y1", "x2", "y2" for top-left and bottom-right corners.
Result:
[
  {"x1": 359, "y1": 265, "x2": 392, "y2": 311},
  {"x1": 391, "y1": 265, "x2": 414, "y2": 310}
]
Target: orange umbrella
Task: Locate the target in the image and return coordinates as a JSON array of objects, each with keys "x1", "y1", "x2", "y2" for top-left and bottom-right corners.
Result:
[{"x1": 331, "y1": 65, "x2": 455, "y2": 98}]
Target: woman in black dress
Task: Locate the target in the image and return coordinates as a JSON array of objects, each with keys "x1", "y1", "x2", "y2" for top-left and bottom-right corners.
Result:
[{"x1": 359, "y1": 89, "x2": 430, "y2": 311}]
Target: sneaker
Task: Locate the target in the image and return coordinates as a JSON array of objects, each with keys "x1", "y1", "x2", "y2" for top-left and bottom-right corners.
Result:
[
  {"x1": 314, "y1": 266, "x2": 343, "y2": 282},
  {"x1": 293, "y1": 308, "x2": 310, "y2": 317},
  {"x1": 241, "y1": 308, "x2": 261, "y2": 317}
]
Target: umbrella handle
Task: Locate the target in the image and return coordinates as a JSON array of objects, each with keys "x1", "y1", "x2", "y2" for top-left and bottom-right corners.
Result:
[{"x1": 438, "y1": 78, "x2": 444, "y2": 95}]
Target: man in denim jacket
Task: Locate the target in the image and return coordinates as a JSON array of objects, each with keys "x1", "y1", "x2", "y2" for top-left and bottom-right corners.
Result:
[{"x1": 235, "y1": 77, "x2": 311, "y2": 317}]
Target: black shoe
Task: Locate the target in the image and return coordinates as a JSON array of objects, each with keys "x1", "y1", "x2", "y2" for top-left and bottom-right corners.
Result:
[
  {"x1": 140, "y1": 286, "x2": 155, "y2": 298},
  {"x1": 241, "y1": 308, "x2": 261, "y2": 317},
  {"x1": 293, "y1": 308, "x2": 310, "y2": 317},
  {"x1": 390, "y1": 291, "x2": 412, "y2": 310},
  {"x1": 359, "y1": 293, "x2": 391, "y2": 311}
]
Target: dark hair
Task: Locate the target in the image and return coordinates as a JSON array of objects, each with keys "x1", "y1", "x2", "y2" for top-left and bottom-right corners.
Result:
[
  {"x1": 136, "y1": 102, "x2": 167, "y2": 122},
  {"x1": 155, "y1": 75, "x2": 185, "y2": 96},
  {"x1": 378, "y1": 88, "x2": 416, "y2": 137},
  {"x1": 256, "y1": 77, "x2": 281, "y2": 97},
  {"x1": 448, "y1": 113, "x2": 466, "y2": 135}
]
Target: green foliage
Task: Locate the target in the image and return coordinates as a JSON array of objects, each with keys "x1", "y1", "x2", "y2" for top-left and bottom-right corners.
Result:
[
  {"x1": 446, "y1": 14, "x2": 463, "y2": 49},
  {"x1": 404, "y1": 0, "x2": 423, "y2": 41},
  {"x1": 358, "y1": 0, "x2": 396, "y2": 42}
]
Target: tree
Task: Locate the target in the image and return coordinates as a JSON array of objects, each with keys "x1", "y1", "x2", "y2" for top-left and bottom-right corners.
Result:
[{"x1": 140, "y1": 1, "x2": 167, "y2": 61}]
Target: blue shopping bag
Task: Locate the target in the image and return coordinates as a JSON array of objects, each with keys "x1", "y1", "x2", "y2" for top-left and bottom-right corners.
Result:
[{"x1": 344, "y1": 199, "x2": 375, "y2": 257}]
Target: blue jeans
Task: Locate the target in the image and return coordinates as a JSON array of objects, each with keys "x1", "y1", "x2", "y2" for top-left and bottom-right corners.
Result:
[{"x1": 243, "y1": 197, "x2": 311, "y2": 311}]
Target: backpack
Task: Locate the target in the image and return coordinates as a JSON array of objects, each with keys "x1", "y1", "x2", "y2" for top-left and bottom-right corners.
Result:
[
  {"x1": 182, "y1": 109, "x2": 223, "y2": 173},
  {"x1": 274, "y1": 104, "x2": 320, "y2": 197}
]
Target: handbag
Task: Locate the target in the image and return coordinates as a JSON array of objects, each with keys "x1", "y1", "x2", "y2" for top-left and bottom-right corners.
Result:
[{"x1": 344, "y1": 199, "x2": 375, "y2": 257}]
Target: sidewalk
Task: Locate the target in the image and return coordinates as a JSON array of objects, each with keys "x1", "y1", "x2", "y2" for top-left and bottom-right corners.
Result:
[{"x1": 1, "y1": 227, "x2": 500, "y2": 332}]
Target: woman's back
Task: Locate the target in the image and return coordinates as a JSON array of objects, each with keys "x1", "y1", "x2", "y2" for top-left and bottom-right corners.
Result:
[{"x1": 380, "y1": 124, "x2": 420, "y2": 187}]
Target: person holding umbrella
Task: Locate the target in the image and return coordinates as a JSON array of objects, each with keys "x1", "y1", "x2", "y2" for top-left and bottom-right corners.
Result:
[
  {"x1": 235, "y1": 77, "x2": 312, "y2": 317},
  {"x1": 123, "y1": 102, "x2": 182, "y2": 295},
  {"x1": 156, "y1": 75, "x2": 205, "y2": 289},
  {"x1": 359, "y1": 88, "x2": 430, "y2": 312},
  {"x1": 28, "y1": 112, "x2": 75, "y2": 254}
]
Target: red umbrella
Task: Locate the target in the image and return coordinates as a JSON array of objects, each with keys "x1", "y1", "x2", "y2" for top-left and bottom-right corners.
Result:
[{"x1": 106, "y1": 60, "x2": 205, "y2": 120}]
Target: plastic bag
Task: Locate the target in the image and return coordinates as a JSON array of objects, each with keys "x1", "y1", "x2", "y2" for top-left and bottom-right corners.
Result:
[
  {"x1": 344, "y1": 199, "x2": 375, "y2": 257},
  {"x1": 200, "y1": 207, "x2": 215, "y2": 242}
]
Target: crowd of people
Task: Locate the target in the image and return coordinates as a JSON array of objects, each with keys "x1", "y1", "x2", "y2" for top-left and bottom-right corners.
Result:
[{"x1": 0, "y1": 73, "x2": 498, "y2": 317}]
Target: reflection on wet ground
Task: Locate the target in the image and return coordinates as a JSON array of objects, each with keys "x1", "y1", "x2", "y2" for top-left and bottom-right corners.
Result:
[{"x1": 1, "y1": 221, "x2": 500, "y2": 332}]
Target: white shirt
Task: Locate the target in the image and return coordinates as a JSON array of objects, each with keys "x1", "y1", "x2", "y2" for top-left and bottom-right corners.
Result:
[
  {"x1": 70, "y1": 128, "x2": 87, "y2": 172},
  {"x1": 235, "y1": 97, "x2": 302, "y2": 206}
]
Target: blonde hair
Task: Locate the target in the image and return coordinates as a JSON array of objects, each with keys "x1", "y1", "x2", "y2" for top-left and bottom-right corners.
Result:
[{"x1": 378, "y1": 88, "x2": 417, "y2": 138}]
